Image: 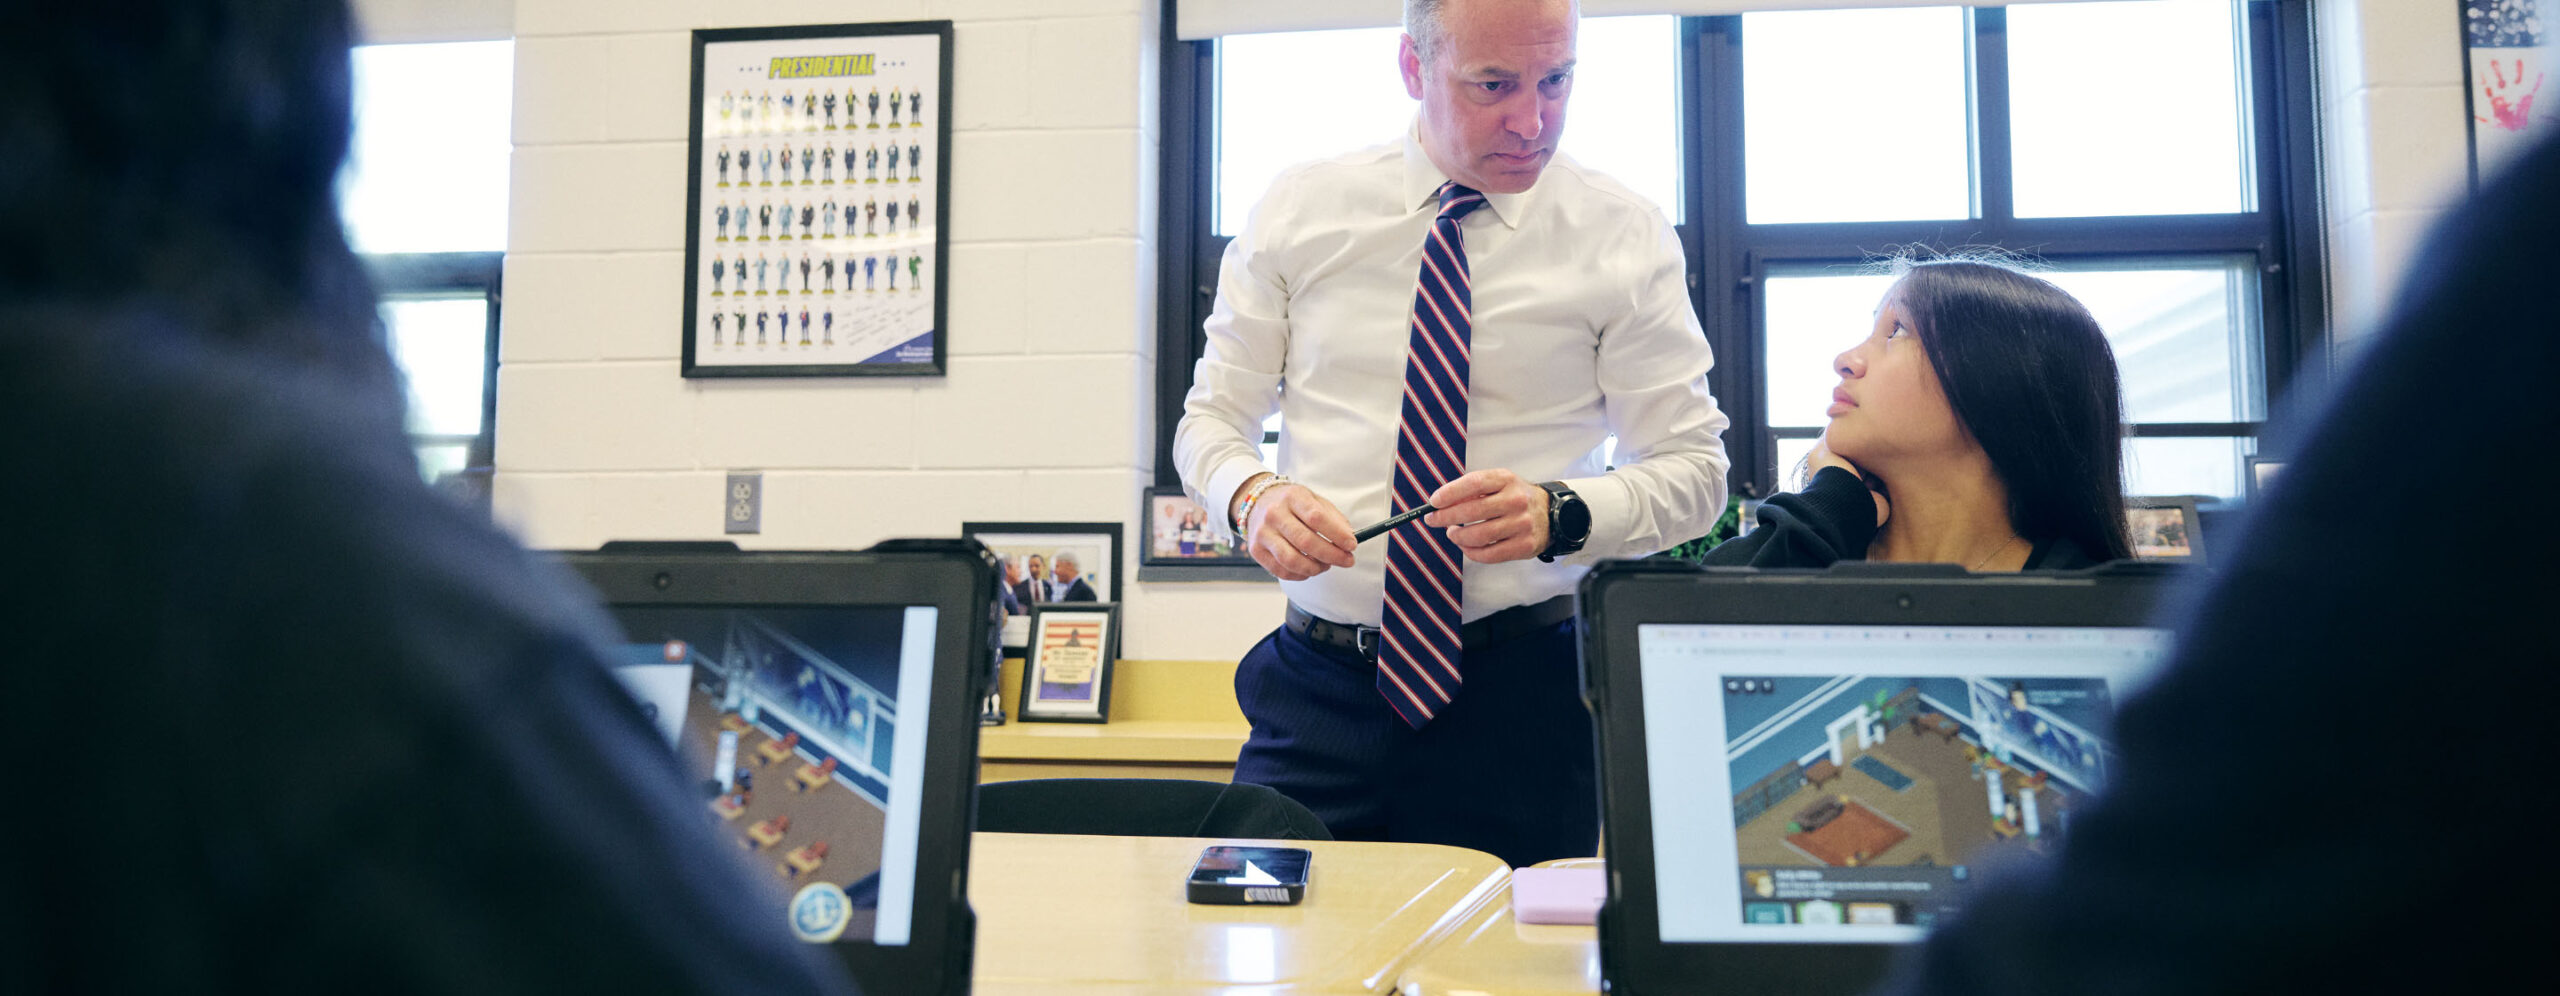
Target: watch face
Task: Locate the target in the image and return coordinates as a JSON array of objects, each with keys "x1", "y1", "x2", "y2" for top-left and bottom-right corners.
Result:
[
  {"x1": 1547, "y1": 484, "x2": 1592, "y2": 545},
  {"x1": 1561, "y1": 494, "x2": 1591, "y2": 541}
]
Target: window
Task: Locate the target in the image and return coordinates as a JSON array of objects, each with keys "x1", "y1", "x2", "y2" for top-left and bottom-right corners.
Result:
[
  {"x1": 342, "y1": 40, "x2": 513, "y2": 485},
  {"x1": 1157, "y1": 1, "x2": 2320, "y2": 512}
]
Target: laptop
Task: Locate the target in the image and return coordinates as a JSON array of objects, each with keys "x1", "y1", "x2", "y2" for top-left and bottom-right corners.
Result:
[
  {"x1": 1577, "y1": 560, "x2": 2183, "y2": 995},
  {"x1": 561, "y1": 539, "x2": 997, "y2": 996}
]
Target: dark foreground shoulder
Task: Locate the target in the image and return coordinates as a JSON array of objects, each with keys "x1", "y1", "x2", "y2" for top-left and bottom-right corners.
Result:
[{"x1": 0, "y1": 306, "x2": 854, "y2": 994}]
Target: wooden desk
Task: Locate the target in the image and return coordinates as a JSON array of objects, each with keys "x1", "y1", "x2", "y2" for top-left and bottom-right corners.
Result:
[
  {"x1": 1395, "y1": 858, "x2": 1603, "y2": 996},
  {"x1": 970, "y1": 832, "x2": 1509, "y2": 995}
]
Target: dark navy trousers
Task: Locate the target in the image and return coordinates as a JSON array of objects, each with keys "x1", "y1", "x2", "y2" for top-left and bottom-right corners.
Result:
[{"x1": 1229, "y1": 615, "x2": 1597, "y2": 867}]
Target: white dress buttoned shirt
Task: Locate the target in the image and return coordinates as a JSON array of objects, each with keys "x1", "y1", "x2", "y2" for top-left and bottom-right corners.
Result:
[{"x1": 1175, "y1": 122, "x2": 1731, "y2": 627}]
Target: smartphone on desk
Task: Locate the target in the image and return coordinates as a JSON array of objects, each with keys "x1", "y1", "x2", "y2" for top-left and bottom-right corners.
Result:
[{"x1": 1186, "y1": 845, "x2": 1311, "y2": 905}]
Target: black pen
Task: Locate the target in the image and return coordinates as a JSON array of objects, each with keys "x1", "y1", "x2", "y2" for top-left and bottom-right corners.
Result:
[{"x1": 1353, "y1": 504, "x2": 1434, "y2": 543}]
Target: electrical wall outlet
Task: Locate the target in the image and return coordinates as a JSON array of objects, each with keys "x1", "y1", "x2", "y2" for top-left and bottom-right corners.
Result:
[{"x1": 725, "y1": 472, "x2": 762, "y2": 534}]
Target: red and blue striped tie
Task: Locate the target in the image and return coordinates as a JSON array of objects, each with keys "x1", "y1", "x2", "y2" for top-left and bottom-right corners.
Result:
[{"x1": 1379, "y1": 181, "x2": 1486, "y2": 729}]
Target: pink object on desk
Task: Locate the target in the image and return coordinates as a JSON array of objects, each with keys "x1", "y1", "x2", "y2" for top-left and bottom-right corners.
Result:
[{"x1": 1510, "y1": 866, "x2": 1607, "y2": 925}]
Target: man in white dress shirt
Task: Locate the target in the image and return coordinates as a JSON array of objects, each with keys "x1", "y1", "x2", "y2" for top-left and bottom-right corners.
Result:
[{"x1": 1172, "y1": 0, "x2": 1728, "y2": 866}]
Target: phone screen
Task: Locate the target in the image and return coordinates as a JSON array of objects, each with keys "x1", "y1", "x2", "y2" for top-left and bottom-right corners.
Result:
[{"x1": 1187, "y1": 845, "x2": 1312, "y2": 904}]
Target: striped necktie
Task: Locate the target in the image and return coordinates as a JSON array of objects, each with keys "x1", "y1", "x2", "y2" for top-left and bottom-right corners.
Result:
[{"x1": 1378, "y1": 181, "x2": 1486, "y2": 729}]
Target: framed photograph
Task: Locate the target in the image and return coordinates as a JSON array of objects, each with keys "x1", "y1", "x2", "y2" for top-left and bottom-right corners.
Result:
[
  {"x1": 961, "y1": 522, "x2": 1121, "y2": 656},
  {"x1": 681, "y1": 21, "x2": 952, "y2": 377},
  {"x1": 2462, "y1": 0, "x2": 2556, "y2": 187},
  {"x1": 2245, "y1": 456, "x2": 2285, "y2": 501},
  {"x1": 1137, "y1": 486, "x2": 1268, "y2": 581},
  {"x1": 2125, "y1": 497, "x2": 2206, "y2": 564},
  {"x1": 1018, "y1": 602, "x2": 1119, "y2": 723}
]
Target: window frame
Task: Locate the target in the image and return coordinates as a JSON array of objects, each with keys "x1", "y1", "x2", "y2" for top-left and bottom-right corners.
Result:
[
  {"x1": 1153, "y1": 1, "x2": 2325, "y2": 503},
  {"x1": 365, "y1": 251, "x2": 504, "y2": 478}
]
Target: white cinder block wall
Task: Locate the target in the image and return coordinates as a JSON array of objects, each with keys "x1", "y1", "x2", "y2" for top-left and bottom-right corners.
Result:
[
  {"x1": 462, "y1": 0, "x2": 2466, "y2": 662},
  {"x1": 490, "y1": 0, "x2": 1285, "y2": 661},
  {"x1": 2315, "y1": 0, "x2": 2471, "y2": 353}
]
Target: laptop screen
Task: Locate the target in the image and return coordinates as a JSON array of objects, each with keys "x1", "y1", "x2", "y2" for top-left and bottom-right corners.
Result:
[
  {"x1": 610, "y1": 604, "x2": 940, "y2": 947},
  {"x1": 1636, "y1": 622, "x2": 2172, "y2": 944}
]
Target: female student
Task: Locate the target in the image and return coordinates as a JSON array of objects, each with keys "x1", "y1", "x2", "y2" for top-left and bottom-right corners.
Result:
[{"x1": 1707, "y1": 260, "x2": 2131, "y2": 570}]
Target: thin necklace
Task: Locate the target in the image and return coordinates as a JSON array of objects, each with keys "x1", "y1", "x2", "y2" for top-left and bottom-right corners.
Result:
[{"x1": 1970, "y1": 536, "x2": 2023, "y2": 572}]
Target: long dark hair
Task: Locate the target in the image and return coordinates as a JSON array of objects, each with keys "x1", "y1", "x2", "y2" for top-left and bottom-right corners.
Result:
[
  {"x1": 1892, "y1": 261, "x2": 2132, "y2": 561},
  {"x1": 0, "y1": 0, "x2": 392, "y2": 398}
]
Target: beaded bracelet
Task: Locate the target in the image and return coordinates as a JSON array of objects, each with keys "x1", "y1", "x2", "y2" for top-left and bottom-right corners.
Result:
[{"x1": 1233, "y1": 474, "x2": 1292, "y2": 535}]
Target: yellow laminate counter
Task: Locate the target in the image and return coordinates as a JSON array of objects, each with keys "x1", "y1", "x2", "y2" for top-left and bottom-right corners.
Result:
[
  {"x1": 970, "y1": 832, "x2": 1510, "y2": 995},
  {"x1": 1395, "y1": 857, "x2": 1603, "y2": 996}
]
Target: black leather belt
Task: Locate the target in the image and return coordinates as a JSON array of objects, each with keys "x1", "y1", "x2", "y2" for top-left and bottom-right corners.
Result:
[{"x1": 1285, "y1": 595, "x2": 1575, "y2": 661}]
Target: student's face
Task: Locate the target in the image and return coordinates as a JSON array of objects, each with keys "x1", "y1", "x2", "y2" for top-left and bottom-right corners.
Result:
[
  {"x1": 1824, "y1": 288, "x2": 1970, "y2": 468},
  {"x1": 1402, "y1": 0, "x2": 1577, "y2": 195}
]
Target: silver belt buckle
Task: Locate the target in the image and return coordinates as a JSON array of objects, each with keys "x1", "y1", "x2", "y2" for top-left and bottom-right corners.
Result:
[{"x1": 1353, "y1": 625, "x2": 1380, "y2": 660}]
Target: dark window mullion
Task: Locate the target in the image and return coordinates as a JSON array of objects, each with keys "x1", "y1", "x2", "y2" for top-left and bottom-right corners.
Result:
[
  {"x1": 1699, "y1": 16, "x2": 1766, "y2": 497},
  {"x1": 2126, "y1": 422, "x2": 2265, "y2": 438},
  {"x1": 2251, "y1": 0, "x2": 2326, "y2": 414},
  {"x1": 1970, "y1": 6, "x2": 2016, "y2": 227},
  {"x1": 475, "y1": 278, "x2": 501, "y2": 468},
  {"x1": 1738, "y1": 215, "x2": 2273, "y2": 259},
  {"x1": 1152, "y1": 21, "x2": 1215, "y2": 487}
]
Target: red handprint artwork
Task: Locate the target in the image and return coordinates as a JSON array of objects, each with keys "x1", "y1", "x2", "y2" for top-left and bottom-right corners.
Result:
[{"x1": 2476, "y1": 58, "x2": 2543, "y2": 132}]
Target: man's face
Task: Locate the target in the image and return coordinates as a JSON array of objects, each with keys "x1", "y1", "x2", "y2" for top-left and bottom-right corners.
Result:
[
  {"x1": 1003, "y1": 559, "x2": 1022, "y2": 584},
  {"x1": 1401, "y1": 0, "x2": 1578, "y2": 195},
  {"x1": 1053, "y1": 559, "x2": 1080, "y2": 584},
  {"x1": 1027, "y1": 555, "x2": 1047, "y2": 581}
]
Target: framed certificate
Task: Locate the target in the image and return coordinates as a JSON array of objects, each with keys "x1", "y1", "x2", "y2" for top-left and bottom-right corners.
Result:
[
  {"x1": 1019, "y1": 603, "x2": 1120, "y2": 723},
  {"x1": 682, "y1": 20, "x2": 952, "y2": 377}
]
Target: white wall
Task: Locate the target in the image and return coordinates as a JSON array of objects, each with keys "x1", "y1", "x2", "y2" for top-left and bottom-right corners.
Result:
[
  {"x1": 491, "y1": 0, "x2": 1285, "y2": 661},
  {"x1": 354, "y1": 0, "x2": 513, "y2": 43},
  {"x1": 2315, "y1": 0, "x2": 2471, "y2": 354}
]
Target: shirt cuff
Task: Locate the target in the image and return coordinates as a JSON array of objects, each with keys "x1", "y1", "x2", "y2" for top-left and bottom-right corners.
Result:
[
  {"x1": 1203, "y1": 458, "x2": 1272, "y2": 545},
  {"x1": 1561, "y1": 473, "x2": 1633, "y2": 560}
]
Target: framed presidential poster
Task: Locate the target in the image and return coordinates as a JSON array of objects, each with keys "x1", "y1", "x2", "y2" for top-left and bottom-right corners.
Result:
[{"x1": 682, "y1": 21, "x2": 952, "y2": 378}]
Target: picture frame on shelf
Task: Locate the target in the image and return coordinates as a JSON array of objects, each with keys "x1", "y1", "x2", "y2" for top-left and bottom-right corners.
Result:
[
  {"x1": 961, "y1": 521, "x2": 1121, "y2": 657},
  {"x1": 1137, "y1": 486, "x2": 1268, "y2": 581},
  {"x1": 2125, "y1": 496, "x2": 2207, "y2": 564},
  {"x1": 1018, "y1": 602, "x2": 1119, "y2": 723}
]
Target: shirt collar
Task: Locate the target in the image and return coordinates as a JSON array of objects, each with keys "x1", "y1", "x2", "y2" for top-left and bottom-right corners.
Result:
[{"x1": 1401, "y1": 118, "x2": 1528, "y2": 230}]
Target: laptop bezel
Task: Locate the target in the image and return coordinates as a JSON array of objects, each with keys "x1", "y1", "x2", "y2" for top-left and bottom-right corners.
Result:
[
  {"x1": 560, "y1": 542, "x2": 993, "y2": 996},
  {"x1": 1577, "y1": 561, "x2": 2179, "y2": 996}
]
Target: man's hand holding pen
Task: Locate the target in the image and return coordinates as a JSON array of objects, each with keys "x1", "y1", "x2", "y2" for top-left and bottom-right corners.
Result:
[
  {"x1": 1421, "y1": 469, "x2": 1550, "y2": 564},
  {"x1": 1234, "y1": 468, "x2": 1554, "y2": 581},
  {"x1": 1236, "y1": 474, "x2": 1358, "y2": 581}
]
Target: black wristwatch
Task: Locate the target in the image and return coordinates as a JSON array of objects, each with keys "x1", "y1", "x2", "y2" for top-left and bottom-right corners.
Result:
[{"x1": 1537, "y1": 481, "x2": 1591, "y2": 563}]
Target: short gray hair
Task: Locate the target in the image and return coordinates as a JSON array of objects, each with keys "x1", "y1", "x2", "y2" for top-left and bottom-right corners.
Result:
[
  {"x1": 1405, "y1": 0, "x2": 1450, "y2": 66},
  {"x1": 1052, "y1": 550, "x2": 1081, "y2": 569}
]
